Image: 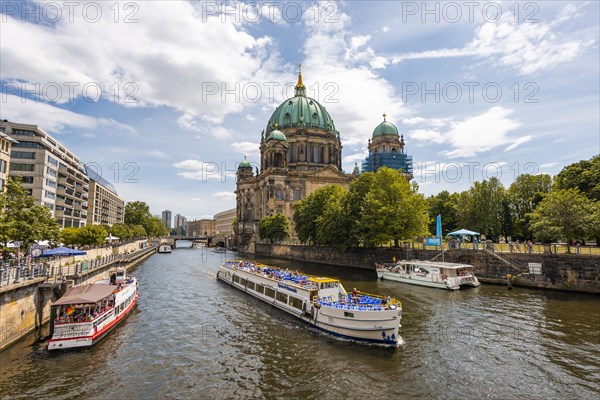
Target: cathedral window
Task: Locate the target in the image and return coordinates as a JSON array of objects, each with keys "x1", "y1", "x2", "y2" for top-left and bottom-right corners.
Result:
[
  {"x1": 293, "y1": 188, "x2": 302, "y2": 200},
  {"x1": 276, "y1": 189, "x2": 284, "y2": 201}
]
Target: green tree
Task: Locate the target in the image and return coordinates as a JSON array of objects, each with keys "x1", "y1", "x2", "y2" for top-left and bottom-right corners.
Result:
[
  {"x1": 110, "y1": 223, "x2": 132, "y2": 239},
  {"x1": 0, "y1": 177, "x2": 60, "y2": 251},
  {"x1": 146, "y1": 217, "x2": 168, "y2": 236},
  {"x1": 130, "y1": 224, "x2": 147, "y2": 238},
  {"x1": 554, "y1": 155, "x2": 600, "y2": 201},
  {"x1": 60, "y1": 227, "x2": 80, "y2": 246},
  {"x1": 341, "y1": 172, "x2": 376, "y2": 248},
  {"x1": 259, "y1": 213, "x2": 291, "y2": 243},
  {"x1": 293, "y1": 185, "x2": 346, "y2": 244},
  {"x1": 457, "y1": 178, "x2": 506, "y2": 240},
  {"x1": 529, "y1": 189, "x2": 595, "y2": 252},
  {"x1": 508, "y1": 174, "x2": 552, "y2": 238},
  {"x1": 124, "y1": 201, "x2": 151, "y2": 226},
  {"x1": 315, "y1": 185, "x2": 348, "y2": 247},
  {"x1": 358, "y1": 167, "x2": 429, "y2": 247},
  {"x1": 427, "y1": 190, "x2": 459, "y2": 236}
]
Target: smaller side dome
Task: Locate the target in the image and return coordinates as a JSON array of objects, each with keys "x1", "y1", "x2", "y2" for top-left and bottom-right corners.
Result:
[
  {"x1": 267, "y1": 129, "x2": 287, "y2": 142},
  {"x1": 373, "y1": 113, "x2": 399, "y2": 137},
  {"x1": 238, "y1": 156, "x2": 252, "y2": 169}
]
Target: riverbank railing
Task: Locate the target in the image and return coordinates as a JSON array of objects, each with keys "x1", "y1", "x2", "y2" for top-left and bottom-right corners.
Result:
[
  {"x1": 0, "y1": 246, "x2": 156, "y2": 288},
  {"x1": 255, "y1": 239, "x2": 600, "y2": 256}
]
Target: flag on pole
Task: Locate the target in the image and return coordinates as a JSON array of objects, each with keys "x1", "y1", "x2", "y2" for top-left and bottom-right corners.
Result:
[{"x1": 436, "y1": 214, "x2": 442, "y2": 238}]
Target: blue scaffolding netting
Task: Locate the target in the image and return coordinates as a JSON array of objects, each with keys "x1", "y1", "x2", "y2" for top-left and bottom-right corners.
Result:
[{"x1": 362, "y1": 152, "x2": 413, "y2": 174}]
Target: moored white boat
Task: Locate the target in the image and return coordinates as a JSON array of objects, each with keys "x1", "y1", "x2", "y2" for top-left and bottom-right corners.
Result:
[
  {"x1": 376, "y1": 260, "x2": 480, "y2": 290},
  {"x1": 48, "y1": 268, "x2": 138, "y2": 350},
  {"x1": 158, "y1": 244, "x2": 172, "y2": 253},
  {"x1": 217, "y1": 260, "x2": 403, "y2": 347}
]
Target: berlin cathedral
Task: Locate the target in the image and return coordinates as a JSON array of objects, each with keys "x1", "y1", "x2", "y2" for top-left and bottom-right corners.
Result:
[{"x1": 236, "y1": 68, "x2": 413, "y2": 247}]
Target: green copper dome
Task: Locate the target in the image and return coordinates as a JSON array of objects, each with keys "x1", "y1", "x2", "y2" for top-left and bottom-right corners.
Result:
[
  {"x1": 266, "y1": 96, "x2": 337, "y2": 136},
  {"x1": 373, "y1": 121, "x2": 399, "y2": 137},
  {"x1": 267, "y1": 129, "x2": 287, "y2": 142},
  {"x1": 238, "y1": 157, "x2": 252, "y2": 169}
]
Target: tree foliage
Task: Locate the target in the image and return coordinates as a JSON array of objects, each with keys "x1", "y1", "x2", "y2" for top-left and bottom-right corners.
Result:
[
  {"x1": 456, "y1": 177, "x2": 506, "y2": 240},
  {"x1": 427, "y1": 190, "x2": 459, "y2": 235},
  {"x1": 359, "y1": 167, "x2": 429, "y2": 247},
  {"x1": 0, "y1": 177, "x2": 60, "y2": 250},
  {"x1": 259, "y1": 213, "x2": 291, "y2": 243},
  {"x1": 292, "y1": 168, "x2": 429, "y2": 248},
  {"x1": 529, "y1": 189, "x2": 596, "y2": 251},
  {"x1": 554, "y1": 155, "x2": 600, "y2": 201},
  {"x1": 124, "y1": 201, "x2": 165, "y2": 236},
  {"x1": 508, "y1": 174, "x2": 552, "y2": 238}
]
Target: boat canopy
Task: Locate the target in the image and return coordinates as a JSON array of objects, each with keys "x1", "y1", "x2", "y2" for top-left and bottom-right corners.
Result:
[
  {"x1": 53, "y1": 284, "x2": 118, "y2": 306},
  {"x1": 308, "y1": 277, "x2": 339, "y2": 283}
]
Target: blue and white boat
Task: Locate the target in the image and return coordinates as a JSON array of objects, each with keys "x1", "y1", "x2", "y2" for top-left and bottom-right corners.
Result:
[{"x1": 217, "y1": 260, "x2": 403, "y2": 347}]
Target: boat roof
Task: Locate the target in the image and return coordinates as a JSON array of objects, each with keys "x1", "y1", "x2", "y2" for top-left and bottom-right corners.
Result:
[
  {"x1": 308, "y1": 277, "x2": 340, "y2": 283},
  {"x1": 398, "y1": 260, "x2": 474, "y2": 269},
  {"x1": 53, "y1": 284, "x2": 118, "y2": 306}
]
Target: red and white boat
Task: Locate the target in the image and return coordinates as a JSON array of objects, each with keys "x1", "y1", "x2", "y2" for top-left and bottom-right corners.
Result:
[{"x1": 48, "y1": 268, "x2": 138, "y2": 350}]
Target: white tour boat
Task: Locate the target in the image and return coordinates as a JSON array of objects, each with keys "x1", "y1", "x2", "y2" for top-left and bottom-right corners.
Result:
[
  {"x1": 48, "y1": 268, "x2": 138, "y2": 350},
  {"x1": 376, "y1": 260, "x2": 481, "y2": 290},
  {"x1": 158, "y1": 244, "x2": 172, "y2": 253},
  {"x1": 217, "y1": 260, "x2": 403, "y2": 347}
]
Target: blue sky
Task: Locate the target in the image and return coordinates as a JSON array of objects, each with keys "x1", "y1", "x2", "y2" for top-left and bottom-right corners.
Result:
[{"x1": 1, "y1": 0, "x2": 599, "y2": 220}]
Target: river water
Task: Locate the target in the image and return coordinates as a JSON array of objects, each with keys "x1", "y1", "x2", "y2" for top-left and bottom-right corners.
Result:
[{"x1": 1, "y1": 242, "x2": 599, "y2": 400}]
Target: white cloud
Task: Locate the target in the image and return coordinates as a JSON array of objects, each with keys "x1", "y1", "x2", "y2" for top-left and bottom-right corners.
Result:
[
  {"x1": 504, "y1": 135, "x2": 533, "y2": 152},
  {"x1": 212, "y1": 191, "x2": 236, "y2": 201},
  {"x1": 300, "y1": 3, "x2": 410, "y2": 148},
  {"x1": 382, "y1": 26, "x2": 390, "y2": 33},
  {"x1": 343, "y1": 152, "x2": 368, "y2": 163},
  {"x1": 173, "y1": 159, "x2": 233, "y2": 181},
  {"x1": 0, "y1": 94, "x2": 135, "y2": 134},
  {"x1": 402, "y1": 117, "x2": 427, "y2": 125},
  {"x1": 147, "y1": 150, "x2": 169, "y2": 159},
  {"x1": 390, "y1": 7, "x2": 593, "y2": 75},
  {"x1": 443, "y1": 107, "x2": 523, "y2": 158},
  {"x1": 408, "y1": 129, "x2": 446, "y2": 145},
  {"x1": 231, "y1": 142, "x2": 260, "y2": 159},
  {"x1": 1, "y1": 2, "x2": 283, "y2": 125}
]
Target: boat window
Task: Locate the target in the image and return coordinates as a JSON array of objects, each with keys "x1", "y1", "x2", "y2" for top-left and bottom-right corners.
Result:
[
  {"x1": 246, "y1": 281, "x2": 255, "y2": 291},
  {"x1": 265, "y1": 287, "x2": 275, "y2": 298},
  {"x1": 240, "y1": 278, "x2": 247, "y2": 286},
  {"x1": 256, "y1": 284, "x2": 265, "y2": 294},
  {"x1": 289, "y1": 297, "x2": 303, "y2": 309},
  {"x1": 344, "y1": 312, "x2": 354, "y2": 318},
  {"x1": 276, "y1": 292, "x2": 288, "y2": 303},
  {"x1": 233, "y1": 275, "x2": 240, "y2": 283}
]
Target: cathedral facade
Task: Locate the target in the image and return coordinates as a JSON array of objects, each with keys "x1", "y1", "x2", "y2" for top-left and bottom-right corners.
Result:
[{"x1": 236, "y1": 70, "x2": 412, "y2": 247}]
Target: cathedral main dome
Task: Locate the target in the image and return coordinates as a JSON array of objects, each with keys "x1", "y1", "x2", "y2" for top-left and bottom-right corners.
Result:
[{"x1": 265, "y1": 67, "x2": 338, "y2": 137}]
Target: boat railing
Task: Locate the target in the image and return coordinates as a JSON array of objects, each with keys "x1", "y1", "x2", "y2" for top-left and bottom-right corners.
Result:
[{"x1": 52, "y1": 322, "x2": 93, "y2": 338}]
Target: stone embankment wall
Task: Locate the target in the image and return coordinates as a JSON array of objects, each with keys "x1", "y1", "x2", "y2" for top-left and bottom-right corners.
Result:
[
  {"x1": 0, "y1": 241, "x2": 155, "y2": 351},
  {"x1": 247, "y1": 244, "x2": 600, "y2": 294}
]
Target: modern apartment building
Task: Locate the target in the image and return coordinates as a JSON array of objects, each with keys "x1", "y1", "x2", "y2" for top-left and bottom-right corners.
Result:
[
  {"x1": 0, "y1": 128, "x2": 19, "y2": 191},
  {"x1": 187, "y1": 219, "x2": 216, "y2": 237},
  {"x1": 161, "y1": 210, "x2": 173, "y2": 229},
  {"x1": 86, "y1": 168, "x2": 125, "y2": 226},
  {"x1": 0, "y1": 120, "x2": 89, "y2": 228},
  {"x1": 174, "y1": 214, "x2": 187, "y2": 234},
  {"x1": 214, "y1": 208, "x2": 236, "y2": 235}
]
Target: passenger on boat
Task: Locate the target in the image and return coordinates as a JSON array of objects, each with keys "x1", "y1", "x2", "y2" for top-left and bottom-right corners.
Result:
[{"x1": 351, "y1": 288, "x2": 359, "y2": 303}]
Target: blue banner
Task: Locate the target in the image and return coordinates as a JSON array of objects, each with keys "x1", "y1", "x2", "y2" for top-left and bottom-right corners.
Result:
[
  {"x1": 426, "y1": 237, "x2": 441, "y2": 246},
  {"x1": 436, "y1": 214, "x2": 442, "y2": 238}
]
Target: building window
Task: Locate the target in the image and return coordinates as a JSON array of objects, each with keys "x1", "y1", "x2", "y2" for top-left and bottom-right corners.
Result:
[
  {"x1": 13, "y1": 129, "x2": 36, "y2": 137},
  {"x1": 12, "y1": 141, "x2": 42, "y2": 149},
  {"x1": 47, "y1": 155, "x2": 58, "y2": 166},
  {"x1": 21, "y1": 176, "x2": 34, "y2": 184},
  {"x1": 313, "y1": 146, "x2": 319, "y2": 163},
  {"x1": 46, "y1": 167, "x2": 57, "y2": 177},
  {"x1": 45, "y1": 190, "x2": 55, "y2": 200},
  {"x1": 11, "y1": 151, "x2": 36, "y2": 159},
  {"x1": 276, "y1": 189, "x2": 284, "y2": 201},
  {"x1": 0, "y1": 178, "x2": 3, "y2": 191},
  {"x1": 293, "y1": 188, "x2": 302, "y2": 201},
  {"x1": 0, "y1": 159, "x2": 6, "y2": 173},
  {"x1": 10, "y1": 163, "x2": 35, "y2": 171},
  {"x1": 46, "y1": 179, "x2": 56, "y2": 188}
]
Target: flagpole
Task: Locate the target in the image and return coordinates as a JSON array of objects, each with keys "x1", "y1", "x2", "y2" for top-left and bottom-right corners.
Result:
[{"x1": 437, "y1": 214, "x2": 444, "y2": 262}]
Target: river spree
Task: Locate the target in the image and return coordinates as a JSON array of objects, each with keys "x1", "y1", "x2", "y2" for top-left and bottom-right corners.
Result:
[{"x1": 1, "y1": 242, "x2": 599, "y2": 399}]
